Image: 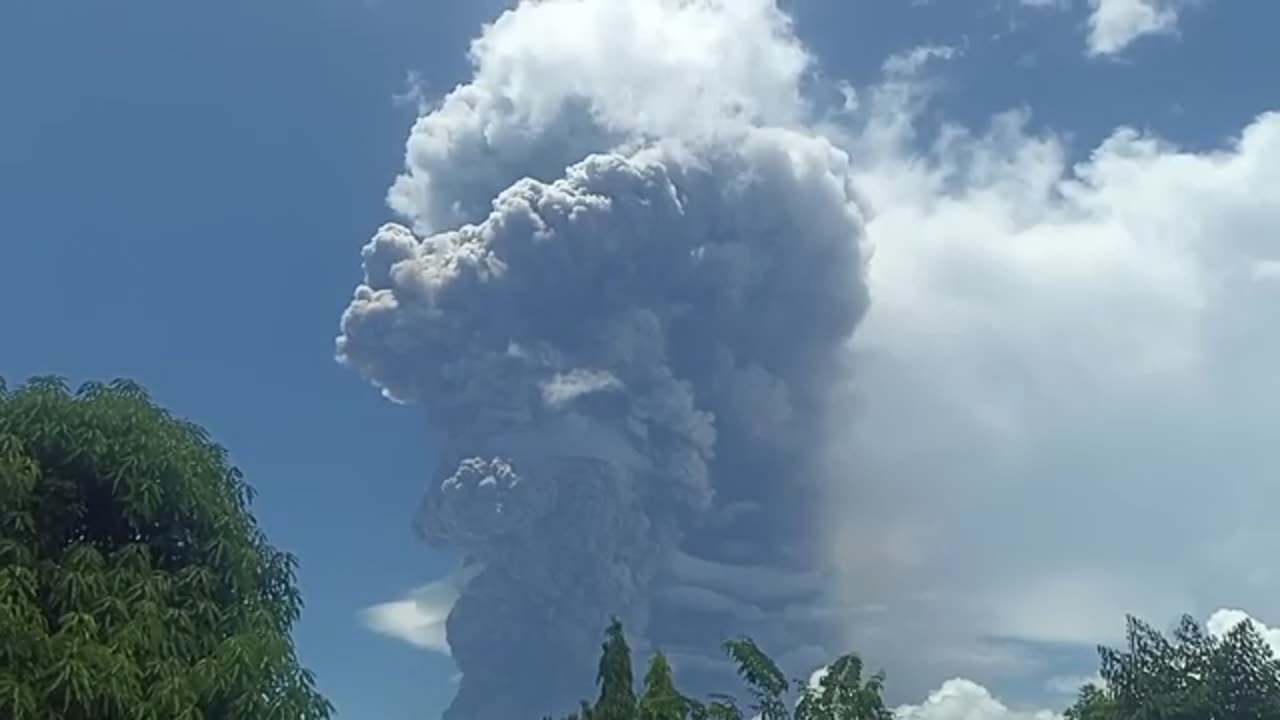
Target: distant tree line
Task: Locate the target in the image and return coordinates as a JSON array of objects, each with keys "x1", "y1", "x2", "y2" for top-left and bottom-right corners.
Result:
[
  {"x1": 5, "y1": 375, "x2": 1280, "y2": 720},
  {"x1": 550, "y1": 612, "x2": 1280, "y2": 720},
  {"x1": 543, "y1": 617, "x2": 893, "y2": 720}
]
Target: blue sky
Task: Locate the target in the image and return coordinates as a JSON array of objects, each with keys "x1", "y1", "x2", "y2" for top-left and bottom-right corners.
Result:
[
  {"x1": 0, "y1": 2, "x2": 492, "y2": 717},
  {"x1": 3, "y1": 1, "x2": 1279, "y2": 719}
]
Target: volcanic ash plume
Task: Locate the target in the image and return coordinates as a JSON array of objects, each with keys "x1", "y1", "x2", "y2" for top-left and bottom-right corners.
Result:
[{"x1": 336, "y1": 1, "x2": 869, "y2": 718}]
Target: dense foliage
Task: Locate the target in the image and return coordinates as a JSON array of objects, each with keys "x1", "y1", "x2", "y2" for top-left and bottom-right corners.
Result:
[
  {"x1": 1066, "y1": 614, "x2": 1280, "y2": 720},
  {"x1": 0, "y1": 376, "x2": 332, "y2": 720}
]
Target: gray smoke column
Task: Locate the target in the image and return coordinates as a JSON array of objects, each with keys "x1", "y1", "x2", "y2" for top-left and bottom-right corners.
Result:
[{"x1": 336, "y1": 1, "x2": 869, "y2": 717}]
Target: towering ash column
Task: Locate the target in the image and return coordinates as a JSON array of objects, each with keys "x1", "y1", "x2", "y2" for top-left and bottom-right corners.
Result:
[{"x1": 336, "y1": 1, "x2": 870, "y2": 717}]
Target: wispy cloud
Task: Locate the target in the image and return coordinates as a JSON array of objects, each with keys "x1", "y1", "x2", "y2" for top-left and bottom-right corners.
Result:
[
  {"x1": 1086, "y1": 0, "x2": 1191, "y2": 56},
  {"x1": 359, "y1": 564, "x2": 482, "y2": 655}
]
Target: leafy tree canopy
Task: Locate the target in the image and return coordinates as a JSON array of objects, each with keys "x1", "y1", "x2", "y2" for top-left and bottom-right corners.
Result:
[
  {"x1": 1066, "y1": 614, "x2": 1280, "y2": 720},
  {"x1": 0, "y1": 376, "x2": 332, "y2": 720}
]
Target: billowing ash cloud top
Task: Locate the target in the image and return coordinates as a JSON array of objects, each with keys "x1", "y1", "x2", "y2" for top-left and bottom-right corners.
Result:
[{"x1": 336, "y1": 1, "x2": 868, "y2": 717}]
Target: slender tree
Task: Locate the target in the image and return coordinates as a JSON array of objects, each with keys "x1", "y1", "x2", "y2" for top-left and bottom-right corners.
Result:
[
  {"x1": 594, "y1": 617, "x2": 638, "y2": 720},
  {"x1": 723, "y1": 637, "x2": 790, "y2": 720},
  {"x1": 639, "y1": 652, "x2": 689, "y2": 720},
  {"x1": 0, "y1": 376, "x2": 332, "y2": 720}
]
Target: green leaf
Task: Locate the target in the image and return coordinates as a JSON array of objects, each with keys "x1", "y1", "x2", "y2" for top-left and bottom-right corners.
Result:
[{"x1": 0, "y1": 673, "x2": 39, "y2": 720}]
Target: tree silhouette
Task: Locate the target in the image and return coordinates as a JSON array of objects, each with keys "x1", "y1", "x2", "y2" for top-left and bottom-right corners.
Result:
[{"x1": 594, "y1": 617, "x2": 639, "y2": 720}]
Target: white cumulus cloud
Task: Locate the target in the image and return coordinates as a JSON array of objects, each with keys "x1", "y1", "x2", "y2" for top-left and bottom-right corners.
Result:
[
  {"x1": 895, "y1": 679, "x2": 1062, "y2": 720},
  {"x1": 1086, "y1": 0, "x2": 1190, "y2": 56},
  {"x1": 821, "y1": 40, "x2": 1280, "y2": 698},
  {"x1": 1207, "y1": 608, "x2": 1280, "y2": 656}
]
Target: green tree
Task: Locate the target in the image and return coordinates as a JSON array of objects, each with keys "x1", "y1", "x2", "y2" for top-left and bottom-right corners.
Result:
[
  {"x1": 795, "y1": 654, "x2": 893, "y2": 720},
  {"x1": 639, "y1": 652, "x2": 690, "y2": 720},
  {"x1": 1066, "y1": 613, "x2": 1280, "y2": 720},
  {"x1": 0, "y1": 376, "x2": 333, "y2": 720},
  {"x1": 566, "y1": 620, "x2": 892, "y2": 720},
  {"x1": 723, "y1": 637, "x2": 790, "y2": 720},
  {"x1": 713, "y1": 637, "x2": 890, "y2": 720},
  {"x1": 1063, "y1": 684, "x2": 1117, "y2": 720},
  {"x1": 594, "y1": 617, "x2": 638, "y2": 720},
  {"x1": 1210, "y1": 617, "x2": 1280, "y2": 717}
]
